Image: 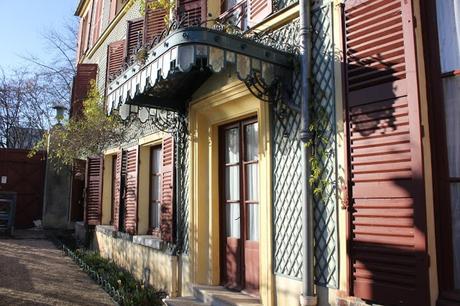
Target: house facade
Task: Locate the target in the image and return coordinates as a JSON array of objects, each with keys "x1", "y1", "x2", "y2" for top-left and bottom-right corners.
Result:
[{"x1": 71, "y1": 0, "x2": 459, "y2": 305}]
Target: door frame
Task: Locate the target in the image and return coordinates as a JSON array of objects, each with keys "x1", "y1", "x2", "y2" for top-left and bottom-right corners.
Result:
[
  {"x1": 188, "y1": 80, "x2": 274, "y2": 306},
  {"x1": 420, "y1": 0, "x2": 460, "y2": 304}
]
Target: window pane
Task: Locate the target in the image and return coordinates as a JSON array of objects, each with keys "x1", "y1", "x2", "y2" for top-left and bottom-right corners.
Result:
[
  {"x1": 151, "y1": 175, "x2": 160, "y2": 201},
  {"x1": 451, "y1": 183, "x2": 460, "y2": 288},
  {"x1": 247, "y1": 204, "x2": 259, "y2": 241},
  {"x1": 246, "y1": 163, "x2": 258, "y2": 201},
  {"x1": 150, "y1": 202, "x2": 161, "y2": 229},
  {"x1": 225, "y1": 166, "x2": 240, "y2": 201},
  {"x1": 225, "y1": 128, "x2": 239, "y2": 163},
  {"x1": 226, "y1": 203, "x2": 240, "y2": 238},
  {"x1": 443, "y1": 76, "x2": 460, "y2": 177},
  {"x1": 151, "y1": 147, "x2": 162, "y2": 173},
  {"x1": 436, "y1": 0, "x2": 460, "y2": 72},
  {"x1": 245, "y1": 123, "x2": 258, "y2": 161}
]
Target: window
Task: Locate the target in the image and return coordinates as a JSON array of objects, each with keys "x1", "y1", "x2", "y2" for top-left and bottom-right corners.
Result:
[
  {"x1": 436, "y1": 0, "x2": 460, "y2": 291},
  {"x1": 80, "y1": 15, "x2": 89, "y2": 58},
  {"x1": 219, "y1": 0, "x2": 248, "y2": 30},
  {"x1": 109, "y1": 0, "x2": 129, "y2": 22},
  {"x1": 149, "y1": 145, "x2": 162, "y2": 234},
  {"x1": 436, "y1": 0, "x2": 460, "y2": 73}
]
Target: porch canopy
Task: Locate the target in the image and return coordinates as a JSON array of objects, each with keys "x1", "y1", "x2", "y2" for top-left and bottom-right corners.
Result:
[{"x1": 106, "y1": 26, "x2": 294, "y2": 120}]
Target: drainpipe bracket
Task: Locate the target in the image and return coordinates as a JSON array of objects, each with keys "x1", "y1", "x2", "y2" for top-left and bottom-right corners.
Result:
[
  {"x1": 298, "y1": 129, "x2": 310, "y2": 143},
  {"x1": 300, "y1": 295, "x2": 317, "y2": 306}
]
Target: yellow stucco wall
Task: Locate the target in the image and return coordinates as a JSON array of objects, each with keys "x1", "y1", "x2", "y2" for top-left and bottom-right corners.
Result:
[
  {"x1": 102, "y1": 154, "x2": 114, "y2": 225},
  {"x1": 413, "y1": 0, "x2": 438, "y2": 304},
  {"x1": 189, "y1": 80, "x2": 274, "y2": 305},
  {"x1": 95, "y1": 230, "x2": 179, "y2": 296},
  {"x1": 138, "y1": 145, "x2": 151, "y2": 235}
]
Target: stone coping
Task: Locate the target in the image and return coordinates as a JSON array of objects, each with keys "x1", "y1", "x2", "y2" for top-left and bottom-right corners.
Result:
[{"x1": 95, "y1": 225, "x2": 175, "y2": 254}]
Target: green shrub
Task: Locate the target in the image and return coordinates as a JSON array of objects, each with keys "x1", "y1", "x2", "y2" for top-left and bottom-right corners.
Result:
[{"x1": 75, "y1": 249, "x2": 167, "y2": 306}]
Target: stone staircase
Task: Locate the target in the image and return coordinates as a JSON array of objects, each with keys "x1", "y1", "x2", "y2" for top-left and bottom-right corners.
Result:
[{"x1": 164, "y1": 285, "x2": 262, "y2": 306}]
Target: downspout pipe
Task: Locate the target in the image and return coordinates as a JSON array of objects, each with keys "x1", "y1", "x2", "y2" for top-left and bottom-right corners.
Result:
[{"x1": 299, "y1": 0, "x2": 317, "y2": 305}]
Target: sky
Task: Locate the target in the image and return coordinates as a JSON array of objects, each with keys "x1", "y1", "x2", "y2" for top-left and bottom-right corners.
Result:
[{"x1": 0, "y1": 0, "x2": 79, "y2": 73}]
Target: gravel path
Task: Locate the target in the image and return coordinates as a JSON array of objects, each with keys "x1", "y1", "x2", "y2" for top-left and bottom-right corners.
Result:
[{"x1": 0, "y1": 234, "x2": 114, "y2": 306}]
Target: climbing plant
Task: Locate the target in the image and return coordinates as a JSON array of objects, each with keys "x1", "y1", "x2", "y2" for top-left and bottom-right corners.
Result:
[
  {"x1": 138, "y1": 0, "x2": 175, "y2": 23},
  {"x1": 29, "y1": 82, "x2": 125, "y2": 169},
  {"x1": 307, "y1": 89, "x2": 331, "y2": 198}
]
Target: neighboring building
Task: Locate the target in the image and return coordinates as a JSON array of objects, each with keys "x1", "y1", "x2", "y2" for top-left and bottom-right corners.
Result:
[{"x1": 71, "y1": 0, "x2": 459, "y2": 305}]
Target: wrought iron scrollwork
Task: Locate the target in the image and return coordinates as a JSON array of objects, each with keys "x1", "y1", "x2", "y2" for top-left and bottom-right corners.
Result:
[{"x1": 147, "y1": 108, "x2": 185, "y2": 134}]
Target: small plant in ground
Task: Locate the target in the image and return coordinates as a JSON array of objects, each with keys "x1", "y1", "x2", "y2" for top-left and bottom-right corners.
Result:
[{"x1": 75, "y1": 249, "x2": 167, "y2": 306}]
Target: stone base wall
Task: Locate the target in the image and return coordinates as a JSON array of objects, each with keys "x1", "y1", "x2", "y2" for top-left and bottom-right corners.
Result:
[{"x1": 93, "y1": 226, "x2": 179, "y2": 297}]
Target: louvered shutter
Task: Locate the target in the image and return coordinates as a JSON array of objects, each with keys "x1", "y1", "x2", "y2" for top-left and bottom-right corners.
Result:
[
  {"x1": 107, "y1": 40, "x2": 125, "y2": 83},
  {"x1": 160, "y1": 136, "x2": 175, "y2": 242},
  {"x1": 177, "y1": 0, "x2": 206, "y2": 26},
  {"x1": 112, "y1": 151, "x2": 122, "y2": 231},
  {"x1": 126, "y1": 19, "x2": 144, "y2": 61},
  {"x1": 76, "y1": 21, "x2": 84, "y2": 63},
  {"x1": 124, "y1": 147, "x2": 139, "y2": 234},
  {"x1": 92, "y1": 0, "x2": 103, "y2": 43},
  {"x1": 248, "y1": 0, "x2": 272, "y2": 27},
  {"x1": 344, "y1": 1, "x2": 429, "y2": 305},
  {"x1": 81, "y1": 15, "x2": 89, "y2": 55},
  {"x1": 71, "y1": 63, "x2": 98, "y2": 118},
  {"x1": 109, "y1": 0, "x2": 117, "y2": 21},
  {"x1": 85, "y1": 157, "x2": 103, "y2": 225},
  {"x1": 144, "y1": 0, "x2": 167, "y2": 44}
]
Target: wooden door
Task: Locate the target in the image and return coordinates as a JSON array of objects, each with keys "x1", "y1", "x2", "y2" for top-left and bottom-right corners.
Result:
[
  {"x1": 220, "y1": 118, "x2": 259, "y2": 295},
  {"x1": 343, "y1": 0, "x2": 429, "y2": 305}
]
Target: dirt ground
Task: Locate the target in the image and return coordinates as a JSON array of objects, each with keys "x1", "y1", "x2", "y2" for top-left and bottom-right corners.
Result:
[{"x1": 0, "y1": 231, "x2": 114, "y2": 306}]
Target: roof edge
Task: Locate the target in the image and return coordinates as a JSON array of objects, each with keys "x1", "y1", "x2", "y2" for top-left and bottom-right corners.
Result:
[{"x1": 74, "y1": 0, "x2": 89, "y2": 16}]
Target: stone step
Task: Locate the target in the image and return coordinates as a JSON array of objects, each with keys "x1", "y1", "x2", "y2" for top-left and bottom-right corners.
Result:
[
  {"x1": 193, "y1": 285, "x2": 262, "y2": 306},
  {"x1": 164, "y1": 296, "x2": 211, "y2": 306}
]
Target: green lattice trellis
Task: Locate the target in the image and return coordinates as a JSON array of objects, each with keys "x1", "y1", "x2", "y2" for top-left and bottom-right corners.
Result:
[{"x1": 272, "y1": 1, "x2": 338, "y2": 288}]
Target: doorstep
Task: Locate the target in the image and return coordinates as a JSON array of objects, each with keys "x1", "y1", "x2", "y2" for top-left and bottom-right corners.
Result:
[{"x1": 164, "y1": 285, "x2": 262, "y2": 306}]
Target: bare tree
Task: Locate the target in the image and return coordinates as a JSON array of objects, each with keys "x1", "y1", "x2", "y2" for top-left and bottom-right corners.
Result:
[
  {"x1": 0, "y1": 18, "x2": 78, "y2": 149},
  {"x1": 0, "y1": 68, "x2": 53, "y2": 148}
]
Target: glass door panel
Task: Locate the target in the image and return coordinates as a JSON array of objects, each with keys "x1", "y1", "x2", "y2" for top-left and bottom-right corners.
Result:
[
  {"x1": 245, "y1": 164, "x2": 258, "y2": 201},
  {"x1": 226, "y1": 128, "x2": 240, "y2": 163},
  {"x1": 226, "y1": 203, "x2": 241, "y2": 238},
  {"x1": 244, "y1": 123, "x2": 258, "y2": 161},
  {"x1": 225, "y1": 166, "x2": 240, "y2": 201},
  {"x1": 247, "y1": 203, "x2": 259, "y2": 241}
]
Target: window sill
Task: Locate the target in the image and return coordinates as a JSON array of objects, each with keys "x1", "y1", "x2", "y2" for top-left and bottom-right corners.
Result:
[
  {"x1": 133, "y1": 235, "x2": 162, "y2": 249},
  {"x1": 95, "y1": 225, "x2": 176, "y2": 254},
  {"x1": 95, "y1": 225, "x2": 116, "y2": 236}
]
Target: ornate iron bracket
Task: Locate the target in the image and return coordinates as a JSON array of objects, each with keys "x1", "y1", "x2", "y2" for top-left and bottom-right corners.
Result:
[{"x1": 241, "y1": 71, "x2": 300, "y2": 137}]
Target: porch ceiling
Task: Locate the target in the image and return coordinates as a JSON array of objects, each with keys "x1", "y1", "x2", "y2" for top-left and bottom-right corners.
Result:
[{"x1": 106, "y1": 27, "x2": 294, "y2": 118}]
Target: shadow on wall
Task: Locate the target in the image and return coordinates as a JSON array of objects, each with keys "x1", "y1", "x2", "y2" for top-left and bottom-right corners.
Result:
[{"x1": 344, "y1": 50, "x2": 430, "y2": 306}]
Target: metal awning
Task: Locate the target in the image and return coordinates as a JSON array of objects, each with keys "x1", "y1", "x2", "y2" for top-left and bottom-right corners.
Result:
[{"x1": 107, "y1": 26, "x2": 294, "y2": 120}]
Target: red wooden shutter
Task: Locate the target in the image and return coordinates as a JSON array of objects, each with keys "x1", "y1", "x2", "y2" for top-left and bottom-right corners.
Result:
[
  {"x1": 92, "y1": 0, "x2": 103, "y2": 43},
  {"x1": 160, "y1": 136, "x2": 175, "y2": 242},
  {"x1": 76, "y1": 21, "x2": 84, "y2": 63},
  {"x1": 71, "y1": 63, "x2": 98, "y2": 118},
  {"x1": 144, "y1": 0, "x2": 167, "y2": 44},
  {"x1": 177, "y1": 0, "x2": 206, "y2": 26},
  {"x1": 344, "y1": 0, "x2": 429, "y2": 305},
  {"x1": 80, "y1": 15, "x2": 89, "y2": 58},
  {"x1": 85, "y1": 157, "x2": 103, "y2": 225},
  {"x1": 112, "y1": 151, "x2": 122, "y2": 231},
  {"x1": 107, "y1": 40, "x2": 126, "y2": 82},
  {"x1": 124, "y1": 147, "x2": 139, "y2": 234},
  {"x1": 248, "y1": 0, "x2": 272, "y2": 27},
  {"x1": 126, "y1": 19, "x2": 144, "y2": 60},
  {"x1": 109, "y1": 0, "x2": 117, "y2": 21}
]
